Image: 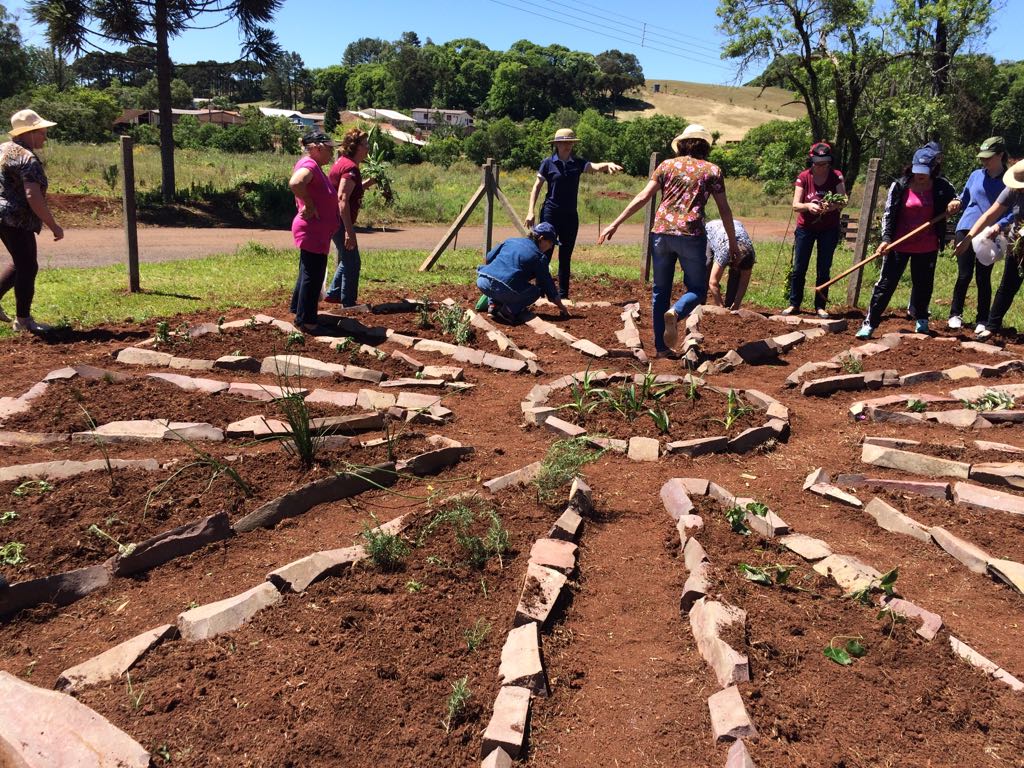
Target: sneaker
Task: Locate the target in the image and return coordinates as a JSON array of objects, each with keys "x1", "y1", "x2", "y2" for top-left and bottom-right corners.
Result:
[
  {"x1": 976, "y1": 327, "x2": 993, "y2": 340},
  {"x1": 915, "y1": 319, "x2": 930, "y2": 334},
  {"x1": 655, "y1": 349, "x2": 682, "y2": 360},
  {"x1": 662, "y1": 309, "x2": 679, "y2": 348},
  {"x1": 855, "y1": 323, "x2": 874, "y2": 340},
  {"x1": 974, "y1": 323, "x2": 987, "y2": 335},
  {"x1": 781, "y1": 306, "x2": 797, "y2": 316},
  {"x1": 12, "y1": 316, "x2": 51, "y2": 333},
  {"x1": 947, "y1": 315, "x2": 963, "y2": 330},
  {"x1": 815, "y1": 308, "x2": 830, "y2": 319},
  {"x1": 0, "y1": 306, "x2": 9, "y2": 323},
  {"x1": 474, "y1": 294, "x2": 489, "y2": 312},
  {"x1": 322, "y1": 295, "x2": 341, "y2": 305},
  {"x1": 492, "y1": 303, "x2": 518, "y2": 324}
]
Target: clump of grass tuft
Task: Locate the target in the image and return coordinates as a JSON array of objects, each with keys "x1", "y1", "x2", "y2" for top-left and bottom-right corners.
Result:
[
  {"x1": 361, "y1": 517, "x2": 410, "y2": 571},
  {"x1": 419, "y1": 498, "x2": 510, "y2": 570},
  {"x1": 442, "y1": 675, "x2": 471, "y2": 733},
  {"x1": 274, "y1": 392, "x2": 326, "y2": 469},
  {"x1": 534, "y1": 438, "x2": 601, "y2": 505},
  {"x1": 464, "y1": 618, "x2": 491, "y2": 651}
]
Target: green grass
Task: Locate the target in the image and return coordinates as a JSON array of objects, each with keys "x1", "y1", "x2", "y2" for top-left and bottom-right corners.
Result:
[{"x1": 3, "y1": 237, "x2": 1021, "y2": 340}]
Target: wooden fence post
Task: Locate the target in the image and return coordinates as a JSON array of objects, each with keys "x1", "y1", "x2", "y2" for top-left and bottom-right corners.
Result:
[
  {"x1": 120, "y1": 135, "x2": 140, "y2": 293},
  {"x1": 846, "y1": 157, "x2": 882, "y2": 307},
  {"x1": 483, "y1": 158, "x2": 495, "y2": 256},
  {"x1": 641, "y1": 151, "x2": 659, "y2": 282}
]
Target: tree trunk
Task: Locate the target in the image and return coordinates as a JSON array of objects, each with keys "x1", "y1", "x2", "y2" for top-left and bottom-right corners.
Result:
[
  {"x1": 931, "y1": 15, "x2": 949, "y2": 98},
  {"x1": 154, "y1": 0, "x2": 175, "y2": 203}
]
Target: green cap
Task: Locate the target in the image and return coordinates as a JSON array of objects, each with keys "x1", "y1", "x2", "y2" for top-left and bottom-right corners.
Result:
[{"x1": 978, "y1": 136, "x2": 1006, "y2": 159}]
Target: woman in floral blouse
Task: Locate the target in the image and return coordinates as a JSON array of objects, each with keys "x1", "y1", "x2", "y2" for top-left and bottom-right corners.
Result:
[
  {"x1": 0, "y1": 109, "x2": 63, "y2": 333},
  {"x1": 599, "y1": 124, "x2": 738, "y2": 357}
]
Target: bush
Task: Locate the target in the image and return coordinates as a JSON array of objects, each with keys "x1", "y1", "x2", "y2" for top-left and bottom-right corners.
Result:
[
  {"x1": 711, "y1": 118, "x2": 811, "y2": 192},
  {"x1": 614, "y1": 114, "x2": 686, "y2": 176},
  {"x1": 423, "y1": 135, "x2": 463, "y2": 168},
  {"x1": 393, "y1": 141, "x2": 423, "y2": 165},
  {"x1": 1, "y1": 86, "x2": 120, "y2": 143},
  {"x1": 130, "y1": 124, "x2": 160, "y2": 145}
]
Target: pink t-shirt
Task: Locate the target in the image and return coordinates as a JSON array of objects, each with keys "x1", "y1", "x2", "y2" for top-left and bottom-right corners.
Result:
[
  {"x1": 651, "y1": 157, "x2": 725, "y2": 237},
  {"x1": 794, "y1": 167, "x2": 844, "y2": 231},
  {"x1": 291, "y1": 156, "x2": 339, "y2": 255},
  {"x1": 893, "y1": 186, "x2": 938, "y2": 253}
]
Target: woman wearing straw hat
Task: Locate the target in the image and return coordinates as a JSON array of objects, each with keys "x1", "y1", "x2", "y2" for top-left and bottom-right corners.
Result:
[
  {"x1": 598, "y1": 124, "x2": 739, "y2": 358},
  {"x1": 524, "y1": 127, "x2": 623, "y2": 299},
  {"x1": 947, "y1": 136, "x2": 1013, "y2": 335},
  {"x1": 956, "y1": 158, "x2": 1024, "y2": 339},
  {"x1": 0, "y1": 109, "x2": 63, "y2": 333}
]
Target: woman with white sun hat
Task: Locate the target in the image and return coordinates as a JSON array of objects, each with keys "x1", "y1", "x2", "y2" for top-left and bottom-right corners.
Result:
[
  {"x1": 0, "y1": 109, "x2": 64, "y2": 333},
  {"x1": 524, "y1": 127, "x2": 624, "y2": 299},
  {"x1": 956, "y1": 158, "x2": 1024, "y2": 338}
]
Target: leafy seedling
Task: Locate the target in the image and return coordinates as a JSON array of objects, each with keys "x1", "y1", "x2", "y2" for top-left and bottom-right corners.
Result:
[
  {"x1": 284, "y1": 331, "x2": 305, "y2": 348},
  {"x1": 441, "y1": 675, "x2": 471, "y2": 733},
  {"x1": 906, "y1": 399, "x2": 928, "y2": 413},
  {"x1": 464, "y1": 618, "x2": 491, "y2": 651},
  {"x1": 746, "y1": 501, "x2": 769, "y2": 518},
  {"x1": 823, "y1": 636, "x2": 866, "y2": 666},
  {"x1": 405, "y1": 579, "x2": 425, "y2": 593},
  {"x1": 11, "y1": 480, "x2": 54, "y2": 497},
  {"x1": 0, "y1": 541, "x2": 26, "y2": 566},
  {"x1": 877, "y1": 606, "x2": 908, "y2": 638},
  {"x1": 724, "y1": 504, "x2": 750, "y2": 535},
  {"x1": 88, "y1": 524, "x2": 136, "y2": 557},
  {"x1": 839, "y1": 355, "x2": 863, "y2": 374},
  {"x1": 0, "y1": 510, "x2": 17, "y2": 524},
  {"x1": 738, "y1": 563, "x2": 794, "y2": 587},
  {"x1": 154, "y1": 321, "x2": 171, "y2": 345},
  {"x1": 962, "y1": 389, "x2": 1016, "y2": 412},
  {"x1": 878, "y1": 567, "x2": 899, "y2": 598}
]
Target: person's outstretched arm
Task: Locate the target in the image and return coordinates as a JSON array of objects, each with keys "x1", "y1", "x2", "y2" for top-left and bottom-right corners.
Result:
[{"x1": 598, "y1": 179, "x2": 659, "y2": 243}]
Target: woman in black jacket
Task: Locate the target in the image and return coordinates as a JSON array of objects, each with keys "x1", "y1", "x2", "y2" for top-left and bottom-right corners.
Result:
[{"x1": 857, "y1": 143, "x2": 960, "y2": 338}]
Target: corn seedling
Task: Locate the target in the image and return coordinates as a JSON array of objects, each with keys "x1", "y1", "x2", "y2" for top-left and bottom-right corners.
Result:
[
  {"x1": 361, "y1": 517, "x2": 410, "y2": 571},
  {"x1": 275, "y1": 392, "x2": 326, "y2": 469},
  {"x1": 534, "y1": 438, "x2": 602, "y2": 504},
  {"x1": 839, "y1": 355, "x2": 863, "y2": 374},
  {"x1": 962, "y1": 389, "x2": 1016, "y2": 412},
  {"x1": 685, "y1": 376, "x2": 701, "y2": 401},
  {"x1": 823, "y1": 636, "x2": 866, "y2": 666},
  {"x1": 405, "y1": 579, "x2": 425, "y2": 593},
  {"x1": 11, "y1": 480, "x2": 53, "y2": 497},
  {"x1": 906, "y1": 399, "x2": 928, "y2": 413},
  {"x1": 363, "y1": 127, "x2": 397, "y2": 207},
  {"x1": 0, "y1": 541, "x2": 26, "y2": 566},
  {"x1": 442, "y1": 676, "x2": 471, "y2": 733},
  {"x1": 721, "y1": 390, "x2": 754, "y2": 430},
  {"x1": 125, "y1": 672, "x2": 145, "y2": 710},
  {"x1": 464, "y1": 618, "x2": 492, "y2": 651},
  {"x1": 0, "y1": 511, "x2": 17, "y2": 524},
  {"x1": 648, "y1": 407, "x2": 671, "y2": 434},
  {"x1": 88, "y1": 524, "x2": 136, "y2": 557},
  {"x1": 79, "y1": 406, "x2": 116, "y2": 489},
  {"x1": 284, "y1": 331, "x2": 305, "y2": 348}
]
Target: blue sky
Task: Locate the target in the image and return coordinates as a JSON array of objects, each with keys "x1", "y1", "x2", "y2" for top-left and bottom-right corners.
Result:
[{"x1": 8, "y1": 0, "x2": 1024, "y2": 86}]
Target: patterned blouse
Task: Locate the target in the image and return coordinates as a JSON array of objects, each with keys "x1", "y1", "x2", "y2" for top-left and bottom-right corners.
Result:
[
  {"x1": 651, "y1": 156, "x2": 725, "y2": 237},
  {"x1": 0, "y1": 140, "x2": 48, "y2": 232}
]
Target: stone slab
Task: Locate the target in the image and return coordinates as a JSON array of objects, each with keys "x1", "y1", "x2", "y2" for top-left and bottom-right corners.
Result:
[
  {"x1": 953, "y1": 482, "x2": 1024, "y2": 515},
  {"x1": 268, "y1": 545, "x2": 366, "y2": 593},
  {"x1": 543, "y1": 415, "x2": 587, "y2": 438},
  {"x1": 987, "y1": 559, "x2": 1024, "y2": 596},
  {"x1": 627, "y1": 436, "x2": 660, "y2": 461},
  {"x1": 880, "y1": 597, "x2": 942, "y2": 641},
  {"x1": 861, "y1": 443, "x2": 971, "y2": 479},
  {"x1": 864, "y1": 497, "x2": 931, "y2": 543},
  {"x1": 498, "y1": 622, "x2": 548, "y2": 695},
  {"x1": 949, "y1": 637, "x2": 1024, "y2": 691},
  {"x1": 56, "y1": 624, "x2": 176, "y2": 692},
  {"x1": 0, "y1": 458, "x2": 159, "y2": 484},
  {"x1": 528, "y1": 538, "x2": 578, "y2": 575},
  {"x1": 0, "y1": 564, "x2": 111, "y2": 618},
  {"x1": 680, "y1": 561, "x2": 711, "y2": 614},
  {"x1": 549, "y1": 508, "x2": 583, "y2": 542},
  {"x1": 111, "y1": 511, "x2": 233, "y2": 577},
  {"x1": 969, "y1": 461, "x2": 1024, "y2": 490},
  {"x1": 690, "y1": 599, "x2": 749, "y2": 688},
  {"x1": 116, "y1": 347, "x2": 173, "y2": 367},
  {"x1": 778, "y1": 533, "x2": 832, "y2": 561},
  {"x1": 728, "y1": 426, "x2": 777, "y2": 454},
  {"x1": 484, "y1": 462, "x2": 543, "y2": 494},
  {"x1": 666, "y1": 435, "x2": 728, "y2": 457},
  {"x1": 726, "y1": 739, "x2": 757, "y2": 768},
  {"x1": 808, "y1": 482, "x2": 863, "y2": 508},
  {"x1": 661, "y1": 478, "x2": 696, "y2": 520},
  {"x1": 514, "y1": 563, "x2": 568, "y2": 629},
  {"x1": 930, "y1": 527, "x2": 991, "y2": 575},
  {"x1": 813, "y1": 554, "x2": 881, "y2": 593},
  {"x1": 177, "y1": 581, "x2": 282, "y2": 642},
  {"x1": 481, "y1": 686, "x2": 532, "y2": 760},
  {"x1": 801, "y1": 374, "x2": 866, "y2": 397},
  {"x1": 708, "y1": 685, "x2": 758, "y2": 743}
]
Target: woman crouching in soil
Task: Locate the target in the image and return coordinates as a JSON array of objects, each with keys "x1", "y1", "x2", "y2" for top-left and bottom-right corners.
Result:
[
  {"x1": 0, "y1": 109, "x2": 63, "y2": 333},
  {"x1": 598, "y1": 124, "x2": 738, "y2": 358},
  {"x1": 706, "y1": 218, "x2": 755, "y2": 310},
  {"x1": 476, "y1": 222, "x2": 570, "y2": 324},
  {"x1": 288, "y1": 132, "x2": 340, "y2": 332}
]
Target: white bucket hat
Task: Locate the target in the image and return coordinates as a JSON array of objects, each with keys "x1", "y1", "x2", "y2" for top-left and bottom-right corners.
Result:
[
  {"x1": 671, "y1": 124, "x2": 713, "y2": 154},
  {"x1": 10, "y1": 109, "x2": 57, "y2": 137},
  {"x1": 973, "y1": 232, "x2": 1007, "y2": 267},
  {"x1": 1004, "y1": 158, "x2": 1024, "y2": 190}
]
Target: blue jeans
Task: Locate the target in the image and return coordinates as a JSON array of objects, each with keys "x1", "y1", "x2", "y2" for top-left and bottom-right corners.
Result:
[
  {"x1": 326, "y1": 233, "x2": 360, "y2": 306},
  {"x1": 789, "y1": 226, "x2": 840, "y2": 310},
  {"x1": 290, "y1": 249, "x2": 327, "y2": 327},
  {"x1": 476, "y1": 274, "x2": 541, "y2": 317},
  {"x1": 651, "y1": 233, "x2": 708, "y2": 351}
]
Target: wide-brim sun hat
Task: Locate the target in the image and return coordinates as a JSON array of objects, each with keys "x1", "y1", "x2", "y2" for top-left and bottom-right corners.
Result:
[
  {"x1": 10, "y1": 109, "x2": 57, "y2": 137},
  {"x1": 1004, "y1": 158, "x2": 1024, "y2": 190},
  {"x1": 671, "y1": 124, "x2": 713, "y2": 154},
  {"x1": 551, "y1": 128, "x2": 579, "y2": 143},
  {"x1": 972, "y1": 232, "x2": 1007, "y2": 267}
]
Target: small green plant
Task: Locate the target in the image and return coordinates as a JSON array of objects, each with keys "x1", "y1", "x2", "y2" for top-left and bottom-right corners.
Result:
[
  {"x1": 738, "y1": 563, "x2": 794, "y2": 586},
  {"x1": 416, "y1": 297, "x2": 432, "y2": 329},
  {"x1": 877, "y1": 606, "x2": 908, "y2": 638},
  {"x1": 534, "y1": 438, "x2": 602, "y2": 504},
  {"x1": 724, "y1": 504, "x2": 750, "y2": 535},
  {"x1": 823, "y1": 636, "x2": 866, "y2": 666},
  {"x1": 217, "y1": 315, "x2": 226, "y2": 330},
  {"x1": 464, "y1": 618, "x2": 492, "y2": 651},
  {"x1": 363, "y1": 126, "x2": 397, "y2": 206},
  {"x1": 155, "y1": 744, "x2": 172, "y2": 762},
  {"x1": 420, "y1": 500, "x2": 509, "y2": 569},
  {"x1": 442, "y1": 675, "x2": 471, "y2": 733},
  {"x1": 878, "y1": 567, "x2": 899, "y2": 598},
  {"x1": 11, "y1": 480, "x2": 54, "y2": 497},
  {"x1": 906, "y1": 399, "x2": 928, "y2": 413},
  {"x1": 848, "y1": 568, "x2": 898, "y2": 606},
  {"x1": 361, "y1": 518, "x2": 410, "y2": 572},
  {"x1": 432, "y1": 304, "x2": 474, "y2": 345},
  {"x1": 101, "y1": 162, "x2": 119, "y2": 191},
  {"x1": 88, "y1": 524, "x2": 136, "y2": 556},
  {"x1": 125, "y1": 672, "x2": 145, "y2": 710},
  {"x1": 961, "y1": 389, "x2": 1016, "y2": 412},
  {"x1": 685, "y1": 376, "x2": 701, "y2": 401},
  {"x1": 648, "y1": 407, "x2": 671, "y2": 435},
  {"x1": 0, "y1": 510, "x2": 17, "y2": 524},
  {"x1": 79, "y1": 406, "x2": 116, "y2": 489},
  {"x1": 405, "y1": 579, "x2": 425, "y2": 593},
  {"x1": 335, "y1": 337, "x2": 354, "y2": 353},
  {"x1": 246, "y1": 316, "x2": 259, "y2": 329},
  {"x1": 721, "y1": 390, "x2": 753, "y2": 430},
  {"x1": 839, "y1": 355, "x2": 863, "y2": 374},
  {"x1": 745, "y1": 501, "x2": 769, "y2": 518},
  {"x1": 284, "y1": 331, "x2": 305, "y2": 348},
  {"x1": 0, "y1": 541, "x2": 26, "y2": 566},
  {"x1": 274, "y1": 392, "x2": 326, "y2": 469},
  {"x1": 154, "y1": 321, "x2": 171, "y2": 345},
  {"x1": 143, "y1": 437, "x2": 251, "y2": 521}
]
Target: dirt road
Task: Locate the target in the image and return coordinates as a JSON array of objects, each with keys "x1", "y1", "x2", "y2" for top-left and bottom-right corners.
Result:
[{"x1": 35, "y1": 219, "x2": 792, "y2": 269}]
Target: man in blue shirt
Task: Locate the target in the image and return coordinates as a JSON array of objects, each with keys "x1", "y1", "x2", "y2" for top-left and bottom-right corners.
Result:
[{"x1": 477, "y1": 222, "x2": 570, "y2": 323}]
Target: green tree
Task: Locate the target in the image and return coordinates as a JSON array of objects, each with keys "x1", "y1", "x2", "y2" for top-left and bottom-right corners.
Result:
[
  {"x1": 0, "y1": 3, "x2": 30, "y2": 98},
  {"x1": 595, "y1": 50, "x2": 644, "y2": 110},
  {"x1": 141, "y1": 77, "x2": 193, "y2": 109},
  {"x1": 343, "y1": 37, "x2": 392, "y2": 67},
  {"x1": 323, "y1": 95, "x2": 339, "y2": 133},
  {"x1": 431, "y1": 39, "x2": 499, "y2": 111},
  {"x1": 346, "y1": 63, "x2": 394, "y2": 108},
  {"x1": 310, "y1": 65, "x2": 348, "y2": 111},
  {"x1": 614, "y1": 114, "x2": 686, "y2": 177},
  {"x1": 29, "y1": 0, "x2": 282, "y2": 202},
  {"x1": 388, "y1": 31, "x2": 435, "y2": 109},
  {"x1": 1, "y1": 85, "x2": 120, "y2": 142}
]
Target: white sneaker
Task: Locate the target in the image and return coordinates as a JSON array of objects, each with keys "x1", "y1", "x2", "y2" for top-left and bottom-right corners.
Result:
[
  {"x1": 662, "y1": 309, "x2": 679, "y2": 349},
  {"x1": 947, "y1": 315, "x2": 962, "y2": 330},
  {"x1": 12, "y1": 316, "x2": 51, "y2": 333},
  {"x1": 975, "y1": 324, "x2": 988, "y2": 336},
  {"x1": 815, "y1": 308, "x2": 830, "y2": 319},
  {"x1": 976, "y1": 327, "x2": 993, "y2": 340}
]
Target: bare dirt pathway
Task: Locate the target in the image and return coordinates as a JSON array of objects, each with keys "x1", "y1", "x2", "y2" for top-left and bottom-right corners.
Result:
[{"x1": 35, "y1": 219, "x2": 792, "y2": 269}]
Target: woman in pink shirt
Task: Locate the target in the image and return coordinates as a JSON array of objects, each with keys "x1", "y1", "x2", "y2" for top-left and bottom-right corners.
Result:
[
  {"x1": 857, "y1": 143, "x2": 960, "y2": 339},
  {"x1": 289, "y1": 132, "x2": 340, "y2": 331}
]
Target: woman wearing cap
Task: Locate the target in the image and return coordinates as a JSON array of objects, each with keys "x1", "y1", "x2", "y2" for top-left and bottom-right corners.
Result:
[
  {"x1": 324, "y1": 127, "x2": 376, "y2": 307},
  {"x1": 0, "y1": 109, "x2": 63, "y2": 333},
  {"x1": 856, "y1": 143, "x2": 960, "y2": 339},
  {"x1": 599, "y1": 124, "x2": 739, "y2": 358},
  {"x1": 525, "y1": 128, "x2": 623, "y2": 299},
  {"x1": 955, "y1": 159, "x2": 1024, "y2": 339},
  {"x1": 784, "y1": 142, "x2": 846, "y2": 318},
  {"x1": 947, "y1": 137, "x2": 1013, "y2": 334},
  {"x1": 288, "y1": 132, "x2": 340, "y2": 331},
  {"x1": 477, "y1": 222, "x2": 570, "y2": 324},
  {"x1": 706, "y1": 218, "x2": 755, "y2": 310}
]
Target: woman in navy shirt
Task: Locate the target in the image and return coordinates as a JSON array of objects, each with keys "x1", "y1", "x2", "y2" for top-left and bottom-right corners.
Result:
[{"x1": 525, "y1": 128, "x2": 623, "y2": 299}]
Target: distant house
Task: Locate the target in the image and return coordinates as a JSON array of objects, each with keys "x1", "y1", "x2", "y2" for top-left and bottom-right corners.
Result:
[
  {"x1": 411, "y1": 108, "x2": 473, "y2": 129},
  {"x1": 114, "y1": 107, "x2": 244, "y2": 128},
  {"x1": 353, "y1": 108, "x2": 418, "y2": 132},
  {"x1": 258, "y1": 107, "x2": 323, "y2": 129}
]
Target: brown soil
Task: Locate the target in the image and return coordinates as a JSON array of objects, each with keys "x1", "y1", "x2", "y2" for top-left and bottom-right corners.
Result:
[
  {"x1": 906, "y1": 441, "x2": 1023, "y2": 465},
  {"x1": 155, "y1": 324, "x2": 302, "y2": 361},
  {"x1": 698, "y1": 311, "x2": 816, "y2": 359}
]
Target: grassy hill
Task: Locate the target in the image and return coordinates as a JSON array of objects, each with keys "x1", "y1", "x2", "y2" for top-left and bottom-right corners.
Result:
[{"x1": 617, "y1": 80, "x2": 807, "y2": 142}]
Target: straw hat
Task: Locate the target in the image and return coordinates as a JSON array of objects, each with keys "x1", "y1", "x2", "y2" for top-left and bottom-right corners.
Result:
[
  {"x1": 10, "y1": 109, "x2": 57, "y2": 137},
  {"x1": 551, "y1": 128, "x2": 579, "y2": 143},
  {"x1": 671, "y1": 124, "x2": 713, "y2": 154},
  {"x1": 1005, "y1": 158, "x2": 1024, "y2": 190}
]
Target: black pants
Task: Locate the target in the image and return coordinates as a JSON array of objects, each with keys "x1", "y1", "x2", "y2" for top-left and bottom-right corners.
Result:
[
  {"x1": 0, "y1": 225, "x2": 38, "y2": 318},
  {"x1": 988, "y1": 256, "x2": 1024, "y2": 331},
  {"x1": 866, "y1": 249, "x2": 937, "y2": 328},
  {"x1": 541, "y1": 204, "x2": 579, "y2": 299},
  {"x1": 949, "y1": 229, "x2": 993, "y2": 324},
  {"x1": 290, "y1": 249, "x2": 327, "y2": 327}
]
